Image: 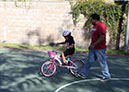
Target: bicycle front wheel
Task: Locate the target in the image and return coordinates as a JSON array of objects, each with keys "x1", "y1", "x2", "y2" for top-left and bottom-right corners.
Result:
[
  {"x1": 70, "y1": 59, "x2": 84, "y2": 75},
  {"x1": 41, "y1": 61, "x2": 56, "y2": 77}
]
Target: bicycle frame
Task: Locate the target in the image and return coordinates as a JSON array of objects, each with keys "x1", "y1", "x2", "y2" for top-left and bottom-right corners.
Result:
[
  {"x1": 52, "y1": 55, "x2": 62, "y2": 65},
  {"x1": 48, "y1": 44, "x2": 77, "y2": 69},
  {"x1": 51, "y1": 54, "x2": 78, "y2": 69}
]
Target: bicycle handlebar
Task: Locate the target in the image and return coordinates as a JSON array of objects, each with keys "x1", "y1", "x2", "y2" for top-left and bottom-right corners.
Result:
[
  {"x1": 52, "y1": 43, "x2": 68, "y2": 52},
  {"x1": 52, "y1": 44, "x2": 62, "y2": 52}
]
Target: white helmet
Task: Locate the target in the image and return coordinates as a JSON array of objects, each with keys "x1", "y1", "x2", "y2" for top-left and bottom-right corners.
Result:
[{"x1": 62, "y1": 30, "x2": 71, "y2": 37}]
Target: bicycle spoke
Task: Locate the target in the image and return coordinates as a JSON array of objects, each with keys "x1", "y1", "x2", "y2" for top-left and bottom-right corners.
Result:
[
  {"x1": 70, "y1": 59, "x2": 84, "y2": 75},
  {"x1": 41, "y1": 61, "x2": 56, "y2": 77}
]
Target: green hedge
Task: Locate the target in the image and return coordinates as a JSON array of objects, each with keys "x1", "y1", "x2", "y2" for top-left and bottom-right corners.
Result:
[{"x1": 70, "y1": 0, "x2": 128, "y2": 40}]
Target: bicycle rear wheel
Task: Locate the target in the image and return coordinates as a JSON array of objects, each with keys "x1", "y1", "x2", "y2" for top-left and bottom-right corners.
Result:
[
  {"x1": 41, "y1": 61, "x2": 56, "y2": 77},
  {"x1": 70, "y1": 59, "x2": 84, "y2": 75}
]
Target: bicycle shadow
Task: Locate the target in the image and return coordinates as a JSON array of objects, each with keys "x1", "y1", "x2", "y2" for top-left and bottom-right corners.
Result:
[
  {"x1": 0, "y1": 48, "x2": 129, "y2": 92},
  {"x1": 0, "y1": 48, "x2": 74, "y2": 92}
]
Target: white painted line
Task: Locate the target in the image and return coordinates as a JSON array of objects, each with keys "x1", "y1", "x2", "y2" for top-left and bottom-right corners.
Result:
[
  {"x1": 111, "y1": 78, "x2": 129, "y2": 81},
  {"x1": 55, "y1": 78, "x2": 129, "y2": 92},
  {"x1": 55, "y1": 78, "x2": 100, "y2": 92}
]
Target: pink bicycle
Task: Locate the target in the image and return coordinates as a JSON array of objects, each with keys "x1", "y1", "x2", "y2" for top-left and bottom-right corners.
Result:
[{"x1": 41, "y1": 44, "x2": 84, "y2": 77}]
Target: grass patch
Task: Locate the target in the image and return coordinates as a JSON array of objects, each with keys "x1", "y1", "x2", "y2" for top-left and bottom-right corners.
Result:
[
  {"x1": 106, "y1": 49, "x2": 129, "y2": 56},
  {"x1": 0, "y1": 42, "x2": 129, "y2": 56}
]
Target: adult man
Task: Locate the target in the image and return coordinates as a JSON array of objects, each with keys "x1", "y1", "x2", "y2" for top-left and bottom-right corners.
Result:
[{"x1": 78, "y1": 13, "x2": 111, "y2": 81}]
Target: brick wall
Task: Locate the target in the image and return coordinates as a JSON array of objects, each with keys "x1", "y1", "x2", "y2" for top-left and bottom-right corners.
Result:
[
  {"x1": 0, "y1": 1, "x2": 113, "y2": 49},
  {"x1": 0, "y1": 1, "x2": 89, "y2": 48}
]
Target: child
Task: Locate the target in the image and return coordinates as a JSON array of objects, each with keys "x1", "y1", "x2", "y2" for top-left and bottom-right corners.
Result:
[{"x1": 56, "y1": 30, "x2": 75, "y2": 66}]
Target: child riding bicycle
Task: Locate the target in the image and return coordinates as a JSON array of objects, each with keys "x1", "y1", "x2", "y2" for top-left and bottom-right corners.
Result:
[{"x1": 56, "y1": 30, "x2": 75, "y2": 66}]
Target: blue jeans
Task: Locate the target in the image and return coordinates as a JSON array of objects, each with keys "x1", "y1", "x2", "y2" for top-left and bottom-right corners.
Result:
[{"x1": 81, "y1": 48, "x2": 111, "y2": 78}]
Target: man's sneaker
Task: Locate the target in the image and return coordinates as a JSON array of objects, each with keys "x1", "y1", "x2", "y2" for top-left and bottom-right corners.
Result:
[
  {"x1": 100, "y1": 77, "x2": 110, "y2": 82},
  {"x1": 77, "y1": 73, "x2": 86, "y2": 79}
]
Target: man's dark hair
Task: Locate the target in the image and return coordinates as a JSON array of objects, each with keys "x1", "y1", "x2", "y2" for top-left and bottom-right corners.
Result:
[{"x1": 90, "y1": 13, "x2": 100, "y2": 21}]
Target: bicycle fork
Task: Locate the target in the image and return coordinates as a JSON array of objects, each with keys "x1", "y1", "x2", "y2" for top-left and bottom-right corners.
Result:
[{"x1": 47, "y1": 59, "x2": 55, "y2": 70}]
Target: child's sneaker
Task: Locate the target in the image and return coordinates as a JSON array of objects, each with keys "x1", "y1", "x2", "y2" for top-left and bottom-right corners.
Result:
[
  {"x1": 67, "y1": 62, "x2": 71, "y2": 66},
  {"x1": 62, "y1": 63, "x2": 67, "y2": 66}
]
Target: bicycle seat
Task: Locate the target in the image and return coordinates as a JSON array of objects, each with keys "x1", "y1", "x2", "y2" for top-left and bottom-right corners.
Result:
[
  {"x1": 67, "y1": 54, "x2": 74, "y2": 58},
  {"x1": 67, "y1": 53, "x2": 74, "y2": 57}
]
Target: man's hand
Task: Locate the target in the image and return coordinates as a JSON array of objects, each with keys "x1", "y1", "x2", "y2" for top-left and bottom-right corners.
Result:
[
  {"x1": 88, "y1": 44, "x2": 95, "y2": 50},
  {"x1": 88, "y1": 35, "x2": 105, "y2": 50}
]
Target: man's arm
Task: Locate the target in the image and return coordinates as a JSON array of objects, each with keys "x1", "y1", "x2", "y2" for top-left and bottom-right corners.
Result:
[{"x1": 89, "y1": 34, "x2": 105, "y2": 50}]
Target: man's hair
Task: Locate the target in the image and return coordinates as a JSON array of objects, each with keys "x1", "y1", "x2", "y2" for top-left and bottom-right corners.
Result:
[{"x1": 90, "y1": 13, "x2": 100, "y2": 21}]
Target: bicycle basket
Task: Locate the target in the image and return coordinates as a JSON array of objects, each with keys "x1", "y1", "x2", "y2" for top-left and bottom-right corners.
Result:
[{"x1": 48, "y1": 51, "x2": 55, "y2": 58}]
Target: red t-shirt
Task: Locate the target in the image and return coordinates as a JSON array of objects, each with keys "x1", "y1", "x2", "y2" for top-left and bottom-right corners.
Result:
[{"x1": 91, "y1": 21, "x2": 106, "y2": 49}]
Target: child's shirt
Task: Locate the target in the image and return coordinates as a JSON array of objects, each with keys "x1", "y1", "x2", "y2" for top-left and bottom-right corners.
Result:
[{"x1": 65, "y1": 36, "x2": 75, "y2": 50}]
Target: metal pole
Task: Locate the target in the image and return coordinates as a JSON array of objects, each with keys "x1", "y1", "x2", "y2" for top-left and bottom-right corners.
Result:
[{"x1": 124, "y1": 2, "x2": 129, "y2": 52}]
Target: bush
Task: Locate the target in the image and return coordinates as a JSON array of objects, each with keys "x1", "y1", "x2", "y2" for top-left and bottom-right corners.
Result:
[{"x1": 70, "y1": 0, "x2": 127, "y2": 40}]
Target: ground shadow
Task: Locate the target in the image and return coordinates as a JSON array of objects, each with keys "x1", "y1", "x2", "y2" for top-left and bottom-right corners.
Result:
[{"x1": 0, "y1": 48, "x2": 129, "y2": 92}]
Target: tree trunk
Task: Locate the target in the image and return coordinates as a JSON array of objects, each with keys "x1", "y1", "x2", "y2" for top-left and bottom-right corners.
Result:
[
  {"x1": 116, "y1": 34, "x2": 120, "y2": 50},
  {"x1": 115, "y1": 3, "x2": 126, "y2": 50}
]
